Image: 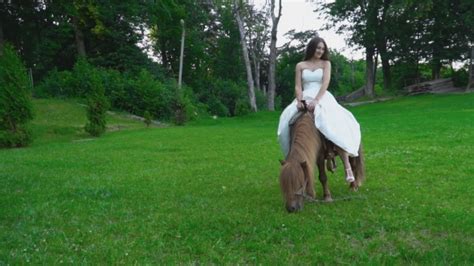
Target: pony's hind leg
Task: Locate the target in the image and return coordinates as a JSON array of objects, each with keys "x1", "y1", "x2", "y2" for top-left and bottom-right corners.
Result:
[{"x1": 317, "y1": 158, "x2": 333, "y2": 202}]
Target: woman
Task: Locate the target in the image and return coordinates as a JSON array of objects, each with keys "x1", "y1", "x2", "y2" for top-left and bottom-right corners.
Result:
[{"x1": 277, "y1": 37, "x2": 361, "y2": 183}]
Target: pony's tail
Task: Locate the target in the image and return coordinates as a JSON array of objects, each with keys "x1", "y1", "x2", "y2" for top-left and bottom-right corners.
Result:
[{"x1": 349, "y1": 144, "x2": 365, "y2": 187}]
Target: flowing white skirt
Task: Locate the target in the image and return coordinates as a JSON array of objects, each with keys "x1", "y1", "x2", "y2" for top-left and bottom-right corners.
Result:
[{"x1": 277, "y1": 88, "x2": 361, "y2": 158}]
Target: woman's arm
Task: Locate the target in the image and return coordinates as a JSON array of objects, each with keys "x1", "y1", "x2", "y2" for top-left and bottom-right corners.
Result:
[{"x1": 295, "y1": 63, "x2": 304, "y2": 110}]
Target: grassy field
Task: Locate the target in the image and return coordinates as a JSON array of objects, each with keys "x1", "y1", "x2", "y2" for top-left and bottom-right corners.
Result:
[{"x1": 1, "y1": 94, "x2": 473, "y2": 264}]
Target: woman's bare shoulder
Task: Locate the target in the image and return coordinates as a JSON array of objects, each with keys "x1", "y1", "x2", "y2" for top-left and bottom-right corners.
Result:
[{"x1": 295, "y1": 61, "x2": 308, "y2": 70}]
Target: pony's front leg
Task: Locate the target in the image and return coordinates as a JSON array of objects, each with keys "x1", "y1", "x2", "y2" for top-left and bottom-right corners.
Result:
[
  {"x1": 317, "y1": 158, "x2": 333, "y2": 202},
  {"x1": 305, "y1": 167, "x2": 316, "y2": 199}
]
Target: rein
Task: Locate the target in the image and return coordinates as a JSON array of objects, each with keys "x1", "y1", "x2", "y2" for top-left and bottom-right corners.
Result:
[{"x1": 295, "y1": 184, "x2": 368, "y2": 203}]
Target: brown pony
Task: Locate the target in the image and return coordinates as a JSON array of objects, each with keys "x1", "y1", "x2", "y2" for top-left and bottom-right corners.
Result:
[{"x1": 279, "y1": 110, "x2": 365, "y2": 212}]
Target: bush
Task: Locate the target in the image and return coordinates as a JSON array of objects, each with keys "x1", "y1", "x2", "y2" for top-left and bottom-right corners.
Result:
[
  {"x1": 128, "y1": 69, "x2": 174, "y2": 119},
  {"x1": 452, "y1": 68, "x2": 469, "y2": 87},
  {"x1": 73, "y1": 57, "x2": 100, "y2": 97},
  {"x1": 0, "y1": 44, "x2": 34, "y2": 148},
  {"x1": 101, "y1": 69, "x2": 128, "y2": 110},
  {"x1": 255, "y1": 89, "x2": 267, "y2": 111},
  {"x1": 34, "y1": 68, "x2": 74, "y2": 98},
  {"x1": 207, "y1": 96, "x2": 229, "y2": 117},
  {"x1": 200, "y1": 79, "x2": 247, "y2": 116},
  {"x1": 234, "y1": 98, "x2": 251, "y2": 116},
  {"x1": 143, "y1": 110, "x2": 152, "y2": 127},
  {"x1": 84, "y1": 71, "x2": 109, "y2": 137},
  {"x1": 172, "y1": 84, "x2": 199, "y2": 125}
]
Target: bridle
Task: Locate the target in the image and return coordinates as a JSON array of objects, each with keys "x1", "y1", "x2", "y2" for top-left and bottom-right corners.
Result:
[{"x1": 294, "y1": 180, "x2": 310, "y2": 200}]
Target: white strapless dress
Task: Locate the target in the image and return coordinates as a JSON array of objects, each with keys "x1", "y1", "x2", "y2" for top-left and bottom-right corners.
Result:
[{"x1": 277, "y1": 68, "x2": 361, "y2": 158}]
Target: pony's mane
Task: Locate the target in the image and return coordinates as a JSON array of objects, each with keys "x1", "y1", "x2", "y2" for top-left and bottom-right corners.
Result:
[{"x1": 288, "y1": 113, "x2": 321, "y2": 163}]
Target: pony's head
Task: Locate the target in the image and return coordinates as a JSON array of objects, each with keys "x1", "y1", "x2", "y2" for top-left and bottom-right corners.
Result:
[{"x1": 279, "y1": 160, "x2": 310, "y2": 212}]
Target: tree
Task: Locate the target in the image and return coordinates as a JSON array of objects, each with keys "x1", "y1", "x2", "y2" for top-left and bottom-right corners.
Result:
[
  {"x1": 468, "y1": 46, "x2": 474, "y2": 92},
  {"x1": 267, "y1": 0, "x2": 282, "y2": 111},
  {"x1": 317, "y1": 0, "x2": 381, "y2": 97},
  {"x1": 244, "y1": 5, "x2": 270, "y2": 94},
  {"x1": 0, "y1": 44, "x2": 34, "y2": 147},
  {"x1": 233, "y1": 0, "x2": 257, "y2": 112},
  {"x1": 84, "y1": 70, "x2": 109, "y2": 137}
]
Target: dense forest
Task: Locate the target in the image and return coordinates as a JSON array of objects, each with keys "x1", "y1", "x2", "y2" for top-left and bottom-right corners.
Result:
[{"x1": 1, "y1": 0, "x2": 473, "y2": 124}]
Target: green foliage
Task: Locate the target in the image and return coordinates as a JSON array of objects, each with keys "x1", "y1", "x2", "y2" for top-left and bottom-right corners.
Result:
[
  {"x1": 143, "y1": 111, "x2": 152, "y2": 127},
  {"x1": 34, "y1": 68, "x2": 74, "y2": 98},
  {"x1": 199, "y1": 79, "x2": 248, "y2": 117},
  {"x1": 172, "y1": 94, "x2": 186, "y2": 126},
  {"x1": 451, "y1": 68, "x2": 469, "y2": 88},
  {"x1": 234, "y1": 98, "x2": 251, "y2": 116},
  {"x1": 73, "y1": 57, "x2": 101, "y2": 97},
  {"x1": 84, "y1": 71, "x2": 109, "y2": 137},
  {"x1": 254, "y1": 89, "x2": 267, "y2": 111},
  {"x1": 0, "y1": 44, "x2": 34, "y2": 148},
  {"x1": 207, "y1": 96, "x2": 230, "y2": 117},
  {"x1": 329, "y1": 51, "x2": 366, "y2": 96},
  {"x1": 129, "y1": 69, "x2": 174, "y2": 119}
]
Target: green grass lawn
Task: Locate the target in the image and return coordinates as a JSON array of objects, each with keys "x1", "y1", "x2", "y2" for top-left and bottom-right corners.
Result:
[{"x1": 1, "y1": 94, "x2": 473, "y2": 264}]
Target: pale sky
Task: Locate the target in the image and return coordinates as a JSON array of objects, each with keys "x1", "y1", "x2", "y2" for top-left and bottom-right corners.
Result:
[{"x1": 252, "y1": 0, "x2": 364, "y2": 60}]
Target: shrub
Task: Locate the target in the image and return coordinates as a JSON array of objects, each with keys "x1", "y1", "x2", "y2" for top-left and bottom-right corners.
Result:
[
  {"x1": 84, "y1": 71, "x2": 109, "y2": 137},
  {"x1": 34, "y1": 68, "x2": 74, "y2": 98},
  {"x1": 452, "y1": 68, "x2": 469, "y2": 88},
  {"x1": 143, "y1": 110, "x2": 152, "y2": 127},
  {"x1": 0, "y1": 44, "x2": 34, "y2": 148},
  {"x1": 255, "y1": 89, "x2": 267, "y2": 111},
  {"x1": 128, "y1": 69, "x2": 174, "y2": 119},
  {"x1": 199, "y1": 79, "x2": 247, "y2": 116},
  {"x1": 73, "y1": 57, "x2": 100, "y2": 97},
  {"x1": 101, "y1": 68, "x2": 127, "y2": 110},
  {"x1": 234, "y1": 98, "x2": 251, "y2": 116},
  {"x1": 207, "y1": 96, "x2": 229, "y2": 117}
]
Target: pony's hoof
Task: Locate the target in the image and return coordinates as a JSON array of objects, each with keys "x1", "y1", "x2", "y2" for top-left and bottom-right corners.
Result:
[
  {"x1": 324, "y1": 196, "x2": 333, "y2": 202},
  {"x1": 349, "y1": 182, "x2": 358, "y2": 191}
]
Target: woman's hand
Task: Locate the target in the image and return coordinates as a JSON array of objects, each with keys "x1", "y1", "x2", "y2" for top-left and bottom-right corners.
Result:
[
  {"x1": 307, "y1": 99, "x2": 319, "y2": 112},
  {"x1": 296, "y1": 100, "x2": 304, "y2": 111}
]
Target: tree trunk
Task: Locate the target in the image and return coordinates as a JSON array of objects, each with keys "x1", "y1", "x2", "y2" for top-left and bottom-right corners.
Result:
[
  {"x1": 234, "y1": 2, "x2": 257, "y2": 112},
  {"x1": 251, "y1": 44, "x2": 260, "y2": 91},
  {"x1": 467, "y1": 46, "x2": 474, "y2": 92},
  {"x1": 373, "y1": 51, "x2": 378, "y2": 87},
  {"x1": 377, "y1": 40, "x2": 391, "y2": 90},
  {"x1": 160, "y1": 39, "x2": 169, "y2": 70},
  {"x1": 431, "y1": 58, "x2": 441, "y2": 80},
  {"x1": 72, "y1": 16, "x2": 86, "y2": 57},
  {"x1": 377, "y1": 0, "x2": 392, "y2": 91},
  {"x1": 0, "y1": 18, "x2": 3, "y2": 55},
  {"x1": 364, "y1": 47, "x2": 375, "y2": 98},
  {"x1": 267, "y1": 0, "x2": 282, "y2": 111}
]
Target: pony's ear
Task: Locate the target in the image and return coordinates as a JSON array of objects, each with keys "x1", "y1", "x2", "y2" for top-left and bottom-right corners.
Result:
[
  {"x1": 279, "y1": 159, "x2": 286, "y2": 165},
  {"x1": 300, "y1": 161, "x2": 308, "y2": 168}
]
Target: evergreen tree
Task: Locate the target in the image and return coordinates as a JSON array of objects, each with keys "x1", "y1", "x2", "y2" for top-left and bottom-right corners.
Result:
[
  {"x1": 143, "y1": 110, "x2": 152, "y2": 127},
  {"x1": 0, "y1": 44, "x2": 34, "y2": 147},
  {"x1": 82, "y1": 59, "x2": 109, "y2": 137}
]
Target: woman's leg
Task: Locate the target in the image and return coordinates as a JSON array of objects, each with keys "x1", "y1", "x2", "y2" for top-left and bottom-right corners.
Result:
[{"x1": 335, "y1": 145, "x2": 355, "y2": 183}]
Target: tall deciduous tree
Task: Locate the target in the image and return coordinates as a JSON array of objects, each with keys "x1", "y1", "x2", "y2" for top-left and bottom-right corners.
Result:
[
  {"x1": 233, "y1": 0, "x2": 257, "y2": 112},
  {"x1": 318, "y1": 0, "x2": 380, "y2": 97},
  {"x1": 267, "y1": 0, "x2": 282, "y2": 111},
  {"x1": 244, "y1": 5, "x2": 270, "y2": 94}
]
